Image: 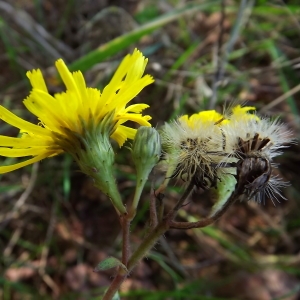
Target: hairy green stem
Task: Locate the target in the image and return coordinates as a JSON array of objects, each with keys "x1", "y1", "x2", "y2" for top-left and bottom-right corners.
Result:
[
  {"x1": 127, "y1": 182, "x2": 194, "y2": 271},
  {"x1": 103, "y1": 182, "x2": 238, "y2": 299},
  {"x1": 128, "y1": 177, "x2": 147, "y2": 220},
  {"x1": 127, "y1": 219, "x2": 170, "y2": 271}
]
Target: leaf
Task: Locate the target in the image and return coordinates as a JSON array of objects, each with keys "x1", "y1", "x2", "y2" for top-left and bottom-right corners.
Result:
[
  {"x1": 94, "y1": 257, "x2": 128, "y2": 273},
  {"x1": 210, "y1": 174, "x2": 237, "y2": 217}
]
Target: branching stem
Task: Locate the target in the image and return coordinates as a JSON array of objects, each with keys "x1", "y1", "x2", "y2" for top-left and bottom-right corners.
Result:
[{"x1": 103, "y1": 182, "x2": 243, "y2": 300}]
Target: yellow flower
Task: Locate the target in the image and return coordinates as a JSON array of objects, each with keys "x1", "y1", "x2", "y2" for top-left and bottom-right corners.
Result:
[{"x1": 0, "y1": 49, "x2": 154, "y2": 174}]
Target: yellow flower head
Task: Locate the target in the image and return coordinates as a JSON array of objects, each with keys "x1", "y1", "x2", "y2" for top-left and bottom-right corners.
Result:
[{"x1": 0, "y1": 49, "x2": 154, "y2": 174}]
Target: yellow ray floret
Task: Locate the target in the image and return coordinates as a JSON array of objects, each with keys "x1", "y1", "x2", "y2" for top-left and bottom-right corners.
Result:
[
  {"x1": 179, "y1": 110, "x2": 223, "y2": 129},
  {"x1": 230, "y1": 105, "x2": 258, "y2": 121},
  {"x1": 0, "y1": 49, "x2": 154, "y2": 174}
]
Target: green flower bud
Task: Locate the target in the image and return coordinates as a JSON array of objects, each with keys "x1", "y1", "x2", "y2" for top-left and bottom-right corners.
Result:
[
  {"x1": 129, "y1": 127, "x2": 161, "y2": 217},
  {"x1": 132, "y1": 127, "x2": 161, "y2": 177}
]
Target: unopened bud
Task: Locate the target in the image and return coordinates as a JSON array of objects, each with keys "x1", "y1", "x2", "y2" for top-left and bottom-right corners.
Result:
[
  {"x1": 129, "y1": 127, "x2": 161, "y2": 217},
  {"x1": 132, "y1": 127, "x2": 161, "y2": 177}
]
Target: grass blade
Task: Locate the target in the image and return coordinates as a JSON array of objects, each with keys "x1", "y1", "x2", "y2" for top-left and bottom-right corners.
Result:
[{"x1": 69, "y1": 1, "x2": 220, "y2": 72}]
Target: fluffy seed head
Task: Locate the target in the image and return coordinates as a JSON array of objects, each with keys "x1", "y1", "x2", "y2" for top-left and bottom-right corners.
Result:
[
  {"x1": 160, "y1": 104, "x2": 293, "y2": 205},
  {"x1": 221, "y1": 105, "x2": 294, "y2": 204},
  {"x1": 160, "y1": 110, "x2": 227, "y2": 189}
]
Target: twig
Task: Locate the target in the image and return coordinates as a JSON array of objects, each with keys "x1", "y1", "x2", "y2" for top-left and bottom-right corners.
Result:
[
  {"x1": 0, "y1": 162, "x2": 39, "y2": 226},
  {"x1": 149, "y1": 187, "x2": 158, "y2": 229},
  {"x1": 259, "y1": 83, "x2": 300, "y2": 113},
  {"x1": 3, "y1": 225, "x2": 23, "y2": 257},
  {"x1": 170, "y1": 189, "x2": 240, "y2": 229},
  {"x1": 159, "y1": 237, "x2": 189, "y2": 277},
  {"x1": 169, "y1": 181, "x2": 195, "y2": 215},
  {"x1": 39, "y1": 196, "x2": 58, "y2": 272},
  {"x1": 0, "y1": 1, "x2": 73, "y2": 59},
  {"x1": 209, "y1": 0, "x2": 255, "y2": 109},
  {"x1": 209, "y1": 0, "x2": 226, "y2": 109},
  {"x1": 151, "y1": 180, "x2": 169, "y2": 226},
  {"x1": 248, "y1": 202, "x2": 294, "y2": 251}
]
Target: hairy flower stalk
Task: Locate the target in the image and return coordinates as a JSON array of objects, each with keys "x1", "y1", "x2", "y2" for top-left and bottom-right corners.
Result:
[
  {"x1": 130, "y1": 126, "x2": 161, "y2": 218},
  {"x1": 0, "y1": 49, "x2": 154, "y2": 213}
]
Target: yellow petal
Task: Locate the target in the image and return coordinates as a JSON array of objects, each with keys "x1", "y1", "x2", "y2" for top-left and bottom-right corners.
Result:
[
  {"x1": 179, "y1": 110, "x2": 224, "y2": 129},
  {"x1": 179, "y1": 115, "x2": 189, "y2": 123},
  {"x1": 109, "y1": 76, "x2": 154, "y2": 110},
  {"x1": 123, "y1": 104, "x2": 150, "y2": 113},
  {"x1": 117, "y1": 114, "x2": 152, "y2": 126},
  {"x1": 231, "y1": 105, "x2": 256, "y2": 116},
  {"x1": 0, "y1": 106, "x2": 47, "y2": 136},
  {"x1": 73, "y1": 71, "x2": 87, "y2": 102},
  {"x1": 55, "y1": 59, "x2": 80, "y2": 99},
  {"x1": 0, "y1": 147, "x2": 54, "y2": 157},
  {"x1": 125, "y1": 49, "x2": 145, "y2": 83},
  {"x1": 197, "y1": 110, "x2": 223, "y2": 122},
  {"x1": 0, "y1": 151, "x2": 55, "y2": 174},
  {"x1": 26, "y1": 69, "x2": 48, "y2": 92},
  {"x1": 0, "y1": 135, "x2": 52, "y2": 147},
  {"x1": 231, "y1": 105, "x2": 259, "y2": 121},
  {"x1": 105, "y1": 54, "x2": 131, "y2": 92},
  {"x1": 111, "y1": 126, "x2": 136, "y2": 147}
]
